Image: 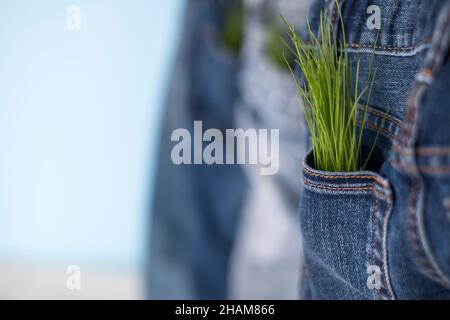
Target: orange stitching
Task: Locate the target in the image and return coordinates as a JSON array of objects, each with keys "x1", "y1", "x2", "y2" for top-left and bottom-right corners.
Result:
[
  {"x1": 303, "y1": 178, "x2": 373, "y2": 191},
  {"x1": 406, "y1": 177, "x2": 439, "y2": 282},
  {"x1": 346, "y1": 39, "x2": 431, "y2": 52},
  {"x1": 304, "y1": 167, "x2": 376, "y2": 180},
  {"x1": 371, "y1": 193, "x2": 380, "y2": 300},
  {"x1": 380, "y1": 198, "x2": 393, "y2": 299},
  {"x1": 372, "y1": 193, "x2": 391, "y2": 299},
  {"x1": 390, "y1": 160, "x2": 450, "y2": 174},
  {"x1": 417, "y1": 147, "x2": 450, "y2": 156},
  {"x1": 394, "y1": 145, "x2": 450, "y2": 156},
  {"x1": 303, "y1": 166, "x2": 385, "y2": 186},
  {"x1": 359, "y1": 120, "x2": 396, "y2": 140},
  {"x1": 397, "y1": 9, "x2": 450, "y2": 147},
  {"x1": 360, "y1": 107, "x2": 401, "y2": 126},
  {"x1": 303, "y1": 178, "x2": 388, "y2": 200},
  {"x1": 394, "y1": 10, "x2": 450, "y2": 282}
]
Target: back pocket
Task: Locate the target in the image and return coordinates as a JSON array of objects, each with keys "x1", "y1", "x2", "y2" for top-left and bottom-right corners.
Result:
[{"x1": 299, "y1": 106, "x2": 400, "y2": 300}]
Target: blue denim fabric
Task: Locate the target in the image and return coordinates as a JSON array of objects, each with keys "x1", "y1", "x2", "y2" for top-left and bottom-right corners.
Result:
[
  {"x1": 238, "y1": 0, "x2": 308, "y2": 203},
  {"x1": 149, "y1": 0, "x2": 247, "y2": 299},
  {"x1": 148, "y1": 1, "x2": 199, "y2": 299},
  {"x1": 300, "y1": 0, "x2": 450, "y2": 299},
  {"x1": 189, "y1": 0, "x2": 247, "y2": 299},
  {"x1": 386, "y1": 0, "x2": 450, "y2": 298},
  {"x1": 228, "y1": 0, "x2": 310, "y2": 299}
]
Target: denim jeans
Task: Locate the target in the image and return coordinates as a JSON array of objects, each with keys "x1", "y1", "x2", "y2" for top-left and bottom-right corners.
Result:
[
  {"x1": 300, "y1": 0, "x2": 450, "y2": 299},
  {"x1": 228, "y1": 0, "x2": 310, "y2": 299},
  {"x1": 149, "y1": 0, "x2": 247, "y2": 299}
]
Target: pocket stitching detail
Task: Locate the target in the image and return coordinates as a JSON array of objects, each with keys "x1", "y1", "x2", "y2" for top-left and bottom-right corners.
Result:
[
  {"x1": 372, "y1": 189, "x2": 394, "y2": 299},
  {"x1": 371, "y1": 193, "x2": 382, "y2": 300},
  {"x1": 406, "y1": 174, "x2": 450, "y2": 288},
  {"x1": 303, "y1": 166, "x2": 387, "y2": 188}
]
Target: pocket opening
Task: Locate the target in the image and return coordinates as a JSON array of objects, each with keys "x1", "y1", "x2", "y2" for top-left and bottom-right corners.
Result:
[{"x1": 300, "y1": 149, "x2": 395, "y2": 299}]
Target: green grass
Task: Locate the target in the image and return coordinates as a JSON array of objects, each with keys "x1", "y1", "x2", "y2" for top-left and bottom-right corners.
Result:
[
  {"x1": 283, "y1": 4, "x2": 377, "y2": 172},
  {"x1": 220, "y1": 0, "x2": 244, "y2": 55},
  {"x1": 265, "y1": 21, "x2": 295, "y2": 71}
]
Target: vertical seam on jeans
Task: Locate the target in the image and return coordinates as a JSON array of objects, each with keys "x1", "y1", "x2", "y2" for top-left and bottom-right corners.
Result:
[
  {"x1": 393, "y1": 3, "x2": 450, "y2": 288},
  {"x1": 346, "y1": 40, "x2": 432, "y2": 52},
  {"x1": 371, "y1": 192, "x2": 381, "y2": 300},
  {"x1": 380, "y1": 211, "x2": 390, "y2": 299},
  {"x1": 374, "y1": 188, "x2": 395, "y2": 300},
  {"x1": 406, "y1": 174, "x2": 450, "y2": 287},
  {"x1": 381, "y1": 193, "x2": 396, "y2": 300},
  {"x1": 406, "y1": 178, "x2": 435, "y2": 274}
]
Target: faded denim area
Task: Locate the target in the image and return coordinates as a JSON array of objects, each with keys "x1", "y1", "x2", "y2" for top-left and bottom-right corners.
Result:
[
  {"x1": 307, "y1": 0, "x2": 439, "y2": 119},
  {"x1": 299, "y1": 0, "x2": 450, "y2": 299},
  {"x1": 149, "y1": 0, "x2": 247, "y2": 299}
]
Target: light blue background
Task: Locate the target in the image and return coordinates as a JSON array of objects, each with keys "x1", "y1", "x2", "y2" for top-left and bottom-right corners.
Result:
[{"x1": 0, "y1": 0, "x2": 184, "y2": 268}]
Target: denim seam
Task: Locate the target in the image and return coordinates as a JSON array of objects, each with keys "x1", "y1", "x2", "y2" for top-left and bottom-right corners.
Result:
[
  {"x1": 363, "y1": 107, "x2": 401, "y2": 126},
  {"x1": 381, "y1": 193, "x2": 396, "y2": 300},
  {"x1": 303, "y1": 179, "x2": 375, "y2": 191},
  {"x1": 391, "y1": 2, "x2": 450, "y2": 287},
  {"x1": 361, "y1": 121, "x2": 396, "y2": 140},
  {"x1": 372, "y1": 185, "x2": 395, "y2": 300},
  {"x1": 390, "y1": 161, "x2": 450, "y2": 175},
  {"x1": 347, "y1": 38, "x2": 431, "y2": 53},
  {"x1": 328, "y1": 0, "x2": 431, "y2": 56},
  {"x1": 358, "y1": 106, "x2": 401, "y2": 139},
  {"x1": 417, "y1": 148, "x2": 450, "y2": 155},
  {"x1": 303, "y1": 176, "x2": 385, "y2": 191},
  {"x1": 303, "y1": 174, "x2": 394, "y2": 299},
  {"x1": 397, "y1": 146, "x2": 450, "y2": 156},
  {"x1": 405, "y1": 176, "x2": 448, "y2": 285},
  {"x1": 303, "y1": 179, "x2": 388, "y2": 201},
  {"x1": 371, "y1": 193, "x2": 382, "y2": 300},
  {"x1": 303, "y1": 167, "x2": 386, "y2": 187},
  {"x1": 303, "y1": 180, "x2": 388, "y2": 200},
  {"x1": 398, "y1": 134, "x2": 450, "y2": 287}
]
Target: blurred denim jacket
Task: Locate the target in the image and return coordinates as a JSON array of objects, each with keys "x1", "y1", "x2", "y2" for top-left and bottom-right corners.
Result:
[
  {"x1": 299, "y1": 0, "x2": 450, "y2": 299},
  {"x1": 148, "y1": 0, "x2": 247, "y2": 299}
]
